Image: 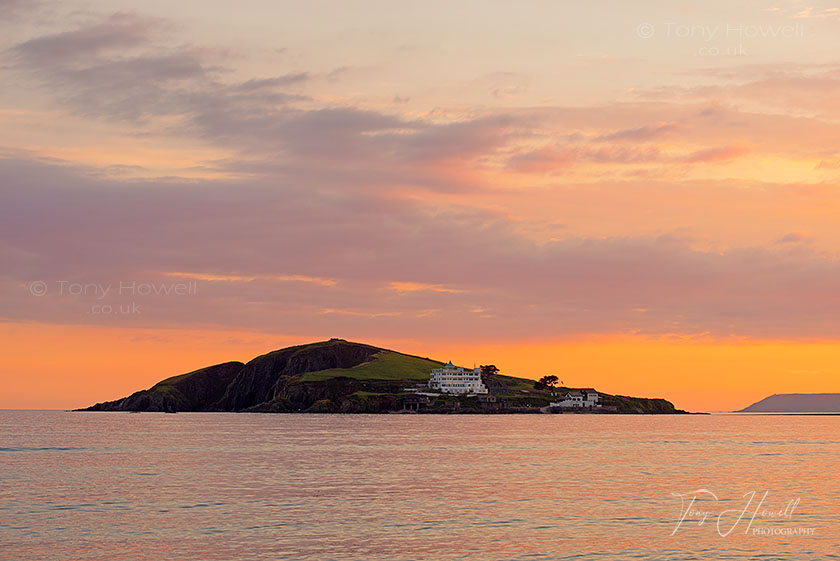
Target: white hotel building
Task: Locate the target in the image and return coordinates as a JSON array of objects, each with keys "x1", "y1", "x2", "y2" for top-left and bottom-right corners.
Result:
[{"x1": 429, "y1": 361, "x2": 489, "y2": 395}]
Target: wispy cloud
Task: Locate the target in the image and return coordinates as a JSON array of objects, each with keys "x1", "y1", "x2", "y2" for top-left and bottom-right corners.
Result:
[
  {"x1": 597, "y1": 121, "x2": 684, "y2": 142},
  {"x1": 319, "y1": 308, "x2": 400, "y2": 317},
  {"x1": 776, "y1": 231, "x2": 813, "y2": 244},
  {"x1": 165, "y1": 272, "x2": 337, "y2": 286},
  {"x1": 388, "y1": 282, "x2": 465, "y2": 293},
  {"x1": 681, "y1": 142, "x2": 750, "y2": 163}
]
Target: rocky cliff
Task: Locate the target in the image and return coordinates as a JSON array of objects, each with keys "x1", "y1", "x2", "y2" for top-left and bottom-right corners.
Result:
[{"x1": 84, "y1": 361, "x2": 244, "y2": 412}]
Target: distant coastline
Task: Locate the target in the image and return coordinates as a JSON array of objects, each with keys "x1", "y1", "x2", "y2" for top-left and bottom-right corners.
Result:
[{"x1": 737, "y1": 393, "x2": 840, "y2": 413}]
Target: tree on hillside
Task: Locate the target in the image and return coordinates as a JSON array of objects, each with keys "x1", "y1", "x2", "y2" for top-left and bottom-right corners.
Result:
[
  {"x1": 538, "y1": 375, "x2": 559, "y2": 388},
  {"x1": 480, "y1": 364, "x2": 499, "y2": 381}
]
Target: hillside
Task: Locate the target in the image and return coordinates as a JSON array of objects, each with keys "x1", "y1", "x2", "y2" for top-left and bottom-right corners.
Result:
[
  {"x1": 81, "y1": 339, "x2": 685, "y2": 414},
  {"x1": 738, "y1": 393, "x2": 840, "y2": 413}
]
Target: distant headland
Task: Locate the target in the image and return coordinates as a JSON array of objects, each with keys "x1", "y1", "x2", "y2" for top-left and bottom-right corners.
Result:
[
  {"x1": 737, "y1": 393, "x2": 840, "y2": 413},
  {"x1": 80, "y1": 339, "x2": 687, "y2": 414}
]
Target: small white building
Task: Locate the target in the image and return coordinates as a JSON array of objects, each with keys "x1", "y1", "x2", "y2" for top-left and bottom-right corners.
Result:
[
  {"x1": 550, "y1": 389, "x2": 600, "y2": 408},
  {"x1": 429, "y1": 361, "x2": 489, "y2": 395},
  {"x1": 580, "y1": 389, "x2": 599, "y2": 407}
]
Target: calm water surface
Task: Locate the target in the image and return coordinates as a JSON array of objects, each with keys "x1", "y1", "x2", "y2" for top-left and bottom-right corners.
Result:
[{"x1": 1, "y1": 411, "x2": 838, "y2": 560}]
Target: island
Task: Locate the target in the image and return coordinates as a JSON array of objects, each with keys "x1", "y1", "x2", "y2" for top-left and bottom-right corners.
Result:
[
  {"x1": 737, "y1": 393, "x2": 840, "y2": 413},
  {"x1": 80, "y1": 339, "x2": 686, "y2": 414}
]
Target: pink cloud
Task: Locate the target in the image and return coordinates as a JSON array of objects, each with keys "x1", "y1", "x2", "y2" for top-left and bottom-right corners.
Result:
[
  {"x1": 597, "y1": 121, "x2": 684, "y2": 142},
  {"x1": 681, "y1": 143, "x2": 750, "y2": 163}
]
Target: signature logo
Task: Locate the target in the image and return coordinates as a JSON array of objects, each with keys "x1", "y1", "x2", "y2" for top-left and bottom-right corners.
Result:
[{"x1": 670, "y1": 489, "x2": 813, "y2": 537}]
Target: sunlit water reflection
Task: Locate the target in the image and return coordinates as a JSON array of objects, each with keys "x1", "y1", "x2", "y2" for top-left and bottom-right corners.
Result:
[{"x1": 1, "y1": 411, "x2": 838, "y2": 560}]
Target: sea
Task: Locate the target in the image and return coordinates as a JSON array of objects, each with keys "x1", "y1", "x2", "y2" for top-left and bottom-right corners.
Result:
[{"x1": 1, "y1": 411, "x2": 838, "y2": 560}]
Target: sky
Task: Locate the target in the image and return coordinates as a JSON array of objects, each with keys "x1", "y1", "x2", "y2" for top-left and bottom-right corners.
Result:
[{"x1": 2, "y1": 0, "x2": 840, "y2": 412}]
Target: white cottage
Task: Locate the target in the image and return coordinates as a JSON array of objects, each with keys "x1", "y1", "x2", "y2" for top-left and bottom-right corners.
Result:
[
  {"x1": 580, "y1": 388, "x2": 599, "y2": 407},
  {"x1": 429, "y1": 361, "x2": 489, "y2": 395},
  {"x1": 550, "y1": 389, "x2": 600, "y2": 408}
]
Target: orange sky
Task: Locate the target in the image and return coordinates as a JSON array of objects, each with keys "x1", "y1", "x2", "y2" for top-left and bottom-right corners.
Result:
[
  {"x1": 2, "y1": 2, "x2": 840, "y2": 412},
  {"x1": 3, "y1": 322, "x2": 840, "y2": 412}
]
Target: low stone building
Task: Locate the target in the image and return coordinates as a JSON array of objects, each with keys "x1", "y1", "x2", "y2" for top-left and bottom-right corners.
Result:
[
  {"x1": 401, "y1": 394, "x2": 431, "y2": 411},
  {"x1": 478, "y1": 394, "x2": 500, "y2": 410}
]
